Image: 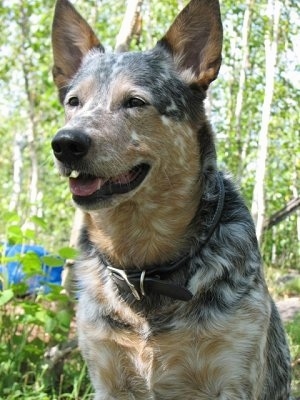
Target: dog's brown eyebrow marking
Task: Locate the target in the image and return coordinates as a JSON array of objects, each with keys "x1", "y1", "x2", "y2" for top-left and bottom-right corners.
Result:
[{"x1": 66, "y1": 77, "x2": 98, "y2": 103}]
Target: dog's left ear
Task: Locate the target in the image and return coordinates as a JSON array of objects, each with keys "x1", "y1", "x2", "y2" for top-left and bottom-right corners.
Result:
[
  {"x1": 52, "y1": 0, "x2": 104, "y2": 102},
  {"x1": 157, "y1": 0, "x2": 223, "y2": 90}
]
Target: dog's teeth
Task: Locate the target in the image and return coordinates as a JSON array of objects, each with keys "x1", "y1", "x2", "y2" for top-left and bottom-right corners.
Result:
[{"x1": 69, "y1": 170, "x2": 80, "y2": 178}]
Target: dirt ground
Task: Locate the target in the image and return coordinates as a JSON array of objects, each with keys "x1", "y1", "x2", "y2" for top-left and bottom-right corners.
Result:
[{"x1": 277, "y1": 297, "x2": 300, "y2": 322}]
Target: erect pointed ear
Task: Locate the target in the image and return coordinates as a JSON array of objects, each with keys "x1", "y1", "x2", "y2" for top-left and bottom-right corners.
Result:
[
  {"x1": 52, "y1": 0, "x2": 104, "y2": 102},
  {"x1": 157, "y1": 0, "x2": 223, "y2": 90}
]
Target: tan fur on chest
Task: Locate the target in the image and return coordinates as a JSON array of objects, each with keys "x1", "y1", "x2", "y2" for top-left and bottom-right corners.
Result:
[{"x1": 78, "y1": 304, "x2": 267, "y2": 399}]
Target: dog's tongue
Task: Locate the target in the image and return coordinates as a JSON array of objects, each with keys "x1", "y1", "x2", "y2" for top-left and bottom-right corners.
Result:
[
  {"x1": 69, "y1": 176, "x2": 105, "y2": 197},
  {"x1": 69, "y1": 170, "x2": 137, "y2": 197}
]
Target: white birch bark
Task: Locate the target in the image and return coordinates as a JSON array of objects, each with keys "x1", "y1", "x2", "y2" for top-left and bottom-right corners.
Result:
[
  {"x1": 27, "y1": 115, "x2": 39, "y2": 218},
  {"x1": 115, "y1": 0, "x2": 143, "y2": 52},
  {"x1": 9, "y1": 132, "x2": 25, "y2": 211},
  {"x1": 251, "y1": 0, "x2": 281, "y2": 244},
  {"x1": 20, "y1": 7, "x2": 40, "y2": 221},
  {"x1": 61, "y1": 208, "x2": 84, "y2": 296},
  {"x1": 235, "y1": 0, "x2": 254, "y2": 181}
]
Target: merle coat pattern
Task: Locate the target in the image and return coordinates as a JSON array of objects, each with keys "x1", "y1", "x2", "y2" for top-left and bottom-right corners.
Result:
[{"x1": 51, "y1": 0, "x2": 291, "y2": 398}]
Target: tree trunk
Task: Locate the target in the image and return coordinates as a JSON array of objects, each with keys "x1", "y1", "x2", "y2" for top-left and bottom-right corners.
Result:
[
  {"x1": 115, "y1": 0, "x2": 143, "y2": 52},
  {"x1": 25, "y1": 89, "x2": 39, "y2": 219},
  {"x1": 61, "y1": 208, "x2": 84, "y2": 296},
  {"x1": 9, "y1": 132, "x2": 25, "y2": 212},
  {"x1": 20, "y1": 5, "x2": 40, "y2": 222},
  {"x1": 251, "y1": 0, "x2": 281, "y2": 244},
  {"x1": 235, "y1": 0, "x2": 254, "y2": 181}
]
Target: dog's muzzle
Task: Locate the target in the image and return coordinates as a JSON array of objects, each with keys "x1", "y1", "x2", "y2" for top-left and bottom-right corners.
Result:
[{"x1": 51, "y1": 128, "x2": 151, "y2": 208}]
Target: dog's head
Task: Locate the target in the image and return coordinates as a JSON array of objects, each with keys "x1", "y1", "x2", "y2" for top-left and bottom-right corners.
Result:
[{"x1": 51, "y1": 0, "x2": 222, "y2": 211}]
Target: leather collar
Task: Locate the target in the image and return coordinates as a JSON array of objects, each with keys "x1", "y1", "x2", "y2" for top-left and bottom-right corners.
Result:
[{"x1": 103, "y1": 172, "x2": 225, "y2": 302}]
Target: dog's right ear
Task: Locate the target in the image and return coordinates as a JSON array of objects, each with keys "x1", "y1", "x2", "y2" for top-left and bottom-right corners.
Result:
[
  {"x1": 157, "y1": 0, "x2": 223, "y2": 90},
  {"x1": 52, "y1": 0, "x2": 104, "y2": 102}
]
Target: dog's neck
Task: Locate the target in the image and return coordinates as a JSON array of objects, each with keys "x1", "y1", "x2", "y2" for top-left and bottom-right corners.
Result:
[
  {"x1": 84, "y1": 174, "x2": 203, "y2": 269},
  {"x1": 90, "y1": 172, "x2": 225, "y2": 303}
]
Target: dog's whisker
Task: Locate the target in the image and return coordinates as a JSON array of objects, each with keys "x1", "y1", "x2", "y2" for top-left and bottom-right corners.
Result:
[{"x1": 162, "y1": 168, "x2": 174, "y2": 190}]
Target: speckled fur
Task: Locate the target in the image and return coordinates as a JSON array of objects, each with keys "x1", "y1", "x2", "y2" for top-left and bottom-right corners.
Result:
[{"x1": 52, "y1": 0, "x2": 291, "y2": 399}]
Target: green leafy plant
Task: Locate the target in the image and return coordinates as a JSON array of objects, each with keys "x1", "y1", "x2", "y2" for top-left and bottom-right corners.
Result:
[
  {"x1": 0, "y1": 213, "x2": 89, "y2": 399},
  {"x1": 286, "y1": 314, "x2": 300, "y2": 397}
]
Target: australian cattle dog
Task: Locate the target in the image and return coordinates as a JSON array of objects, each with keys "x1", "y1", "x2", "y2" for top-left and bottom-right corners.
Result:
[{"x1": 51, "y1": 0, "x2": 291, "y2": 398}]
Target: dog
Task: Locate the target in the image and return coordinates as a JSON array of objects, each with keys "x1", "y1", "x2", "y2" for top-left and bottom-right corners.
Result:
[{"x1": 51, "y1": 0, "x2": 291, "y2": 398}]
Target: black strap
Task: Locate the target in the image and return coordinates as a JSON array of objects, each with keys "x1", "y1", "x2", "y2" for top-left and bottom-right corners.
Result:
[
  {"x1": 104, "y1": 172, "x2": 225, "y2": 302},
  {"x1": 107, "y1": 267, "x2": 193, "y2": 301}
]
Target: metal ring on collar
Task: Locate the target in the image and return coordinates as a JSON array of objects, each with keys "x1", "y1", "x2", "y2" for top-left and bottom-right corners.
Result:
[{"x1": 140, "y1": 270, "x2": 146, "y2": 297}]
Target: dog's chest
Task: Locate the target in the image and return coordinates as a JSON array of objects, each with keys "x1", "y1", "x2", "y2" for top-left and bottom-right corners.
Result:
[{"x1": 78, "y1": 306, "x2": 263, "y2": 399}]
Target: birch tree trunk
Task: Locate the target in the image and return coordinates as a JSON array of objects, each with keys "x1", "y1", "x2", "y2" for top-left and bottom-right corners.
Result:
[
  {"x1": 251, "y1": 0, "x2": 281, "y2": 244},
  {"x1": 115, "y1": 0, "x2": 143, "y2": 52},
  {"x1": 62, "y1": 208, "x2": 84, "y2": 296},
  {"x1": 9, "y1": 132, "x2": 25, "y2": 212},
  {"x1": 25, "y1": 76, "x2": 39, "y2": 219},
  {"x1": 235, "y1": 0, "x2": 254, "y2": 181},
  {"x1": 20, "y1": 5, "x2": 39, "y2": 221}
]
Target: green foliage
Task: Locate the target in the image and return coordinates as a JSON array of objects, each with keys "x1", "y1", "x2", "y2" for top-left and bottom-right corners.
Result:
[
  {"x1": 0, "y1": 285, "x2": 93, "y2": 399},
  {"x1": 212, "y1": 0, "x2": 300, "y2": 270},
  {"x1": 0, "y1": 213, "x2": 90, "y2": 399},
  {"x1": 277, "y1": 277, "x2": 300, "y2": 297},
  {"x1": 0, "y1": 279, "x2": 73, "y2": 397},
  {"x1": 286, "y1": 315, "x2": 300, "y2": 396}
]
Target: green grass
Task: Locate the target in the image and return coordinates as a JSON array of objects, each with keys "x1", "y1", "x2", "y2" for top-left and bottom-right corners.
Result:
[
  {"x1": 0, "y1": 284, "x2": 93, "y2": 400},
  {"x1": 286, "y1": 314, "x2": 300, "y2": 397},
  {"x1": 0, "y1": 329, "x2": 93, "y2": 400},
  {"x1": 0, "y1": 361, "x2": 93, "y2": 400},
  {"x1": 265, "y1": 266, "x2": 300, "y2": 396}
]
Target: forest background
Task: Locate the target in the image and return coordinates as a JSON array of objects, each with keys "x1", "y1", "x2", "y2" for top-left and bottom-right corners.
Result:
[{"x1": 0, "y1": 0, "x2": 299, "y2": 399}]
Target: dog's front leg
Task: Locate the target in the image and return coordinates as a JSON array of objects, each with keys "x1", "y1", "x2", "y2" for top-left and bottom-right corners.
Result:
[{"x1": 79, "y1": 335, "x2": 154, "y2": 400}]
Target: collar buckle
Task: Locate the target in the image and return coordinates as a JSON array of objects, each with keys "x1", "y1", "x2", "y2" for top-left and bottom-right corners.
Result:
[{"x1": 107, "y1": 266, "x2": 143, "y2": 301}]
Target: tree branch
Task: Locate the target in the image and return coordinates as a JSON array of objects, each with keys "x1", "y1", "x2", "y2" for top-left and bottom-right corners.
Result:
[
  {"x1": 44, "y1": 338, "x2": 78, "y2": 370},
  {"x1": 263, "y1": 197, "x2": 300, "y2": 231}
]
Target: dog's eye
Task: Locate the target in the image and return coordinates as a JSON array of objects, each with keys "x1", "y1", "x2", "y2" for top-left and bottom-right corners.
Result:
[
  {"x1": 67, "y1": 96, "x2": 80, "y2": 107},
  {"x1": 124, "y1": 97, "x2": 146, "y2": 108}
]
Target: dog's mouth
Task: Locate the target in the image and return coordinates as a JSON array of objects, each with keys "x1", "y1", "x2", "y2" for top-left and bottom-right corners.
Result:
[{"x1": 68, "y1": 163, "x2": 150, "y2": 206}]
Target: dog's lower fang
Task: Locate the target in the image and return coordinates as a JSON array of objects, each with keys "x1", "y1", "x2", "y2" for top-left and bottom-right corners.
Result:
[{"x1": 69, "y1": 170, "x2": 80, "y2": 178}]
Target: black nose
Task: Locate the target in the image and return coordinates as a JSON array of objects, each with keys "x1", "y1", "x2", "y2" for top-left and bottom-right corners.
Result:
[{"x1": 51, "y1": 129, "x2": 91, "y2": 163}]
